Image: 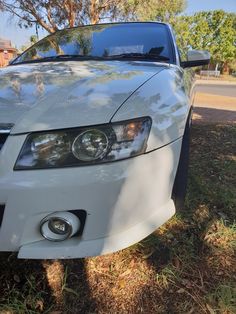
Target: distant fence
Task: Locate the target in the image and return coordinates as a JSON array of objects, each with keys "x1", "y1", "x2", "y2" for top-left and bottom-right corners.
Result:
[{"x1": 200, "y1": 70, "x2": 220, "y2": 78}]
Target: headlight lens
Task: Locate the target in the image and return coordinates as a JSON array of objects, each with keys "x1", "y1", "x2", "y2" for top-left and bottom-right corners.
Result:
[
  {"x1": 15, "y1": 117, "x2": 152, "y2": 170},
  {"x1": 31, "y1": 133, "x2": 71, "y2": 166},
  {"x1": 72, "y1": 129, "x2": 109, "y2": 161}
]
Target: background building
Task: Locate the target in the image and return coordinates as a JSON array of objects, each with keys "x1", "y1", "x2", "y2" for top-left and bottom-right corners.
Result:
[{"x1": 0, "y1": 37, "x2": 17, "y2": 67}]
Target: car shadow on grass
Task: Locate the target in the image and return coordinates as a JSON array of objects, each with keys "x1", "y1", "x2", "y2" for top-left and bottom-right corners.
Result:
[{"x1": 0, "y1": 254, "x2": 97, "y2": 313}]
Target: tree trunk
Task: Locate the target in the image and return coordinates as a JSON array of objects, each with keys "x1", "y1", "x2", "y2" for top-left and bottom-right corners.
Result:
[
  {"x1": 222, "y1": 62, "x2": 229, "y2": 75},
  {"x1": 90, "y1": 0, "x2": 99, "y2": 24},
  {"x1": 65, "y1": 0, "x2": 76, "y2": 28}
]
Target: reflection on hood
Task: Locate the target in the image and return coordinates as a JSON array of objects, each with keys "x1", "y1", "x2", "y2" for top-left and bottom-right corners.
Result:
[{"x1": 0, "y1": 60, "x2": 165, "y2": 133}]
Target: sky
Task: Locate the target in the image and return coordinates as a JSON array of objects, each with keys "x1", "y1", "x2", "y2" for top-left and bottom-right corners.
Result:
[
  {"x1": 0, "y1": 0, "x2": 235, "y2": 48},
  {"x1": 185, "y1": 0, "x2": 236, "y2": 15}
]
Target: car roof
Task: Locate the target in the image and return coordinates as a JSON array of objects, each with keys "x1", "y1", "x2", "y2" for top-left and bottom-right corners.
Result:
[{"x1": 55, "y1": 21, "x2": 170, "y2": 33}]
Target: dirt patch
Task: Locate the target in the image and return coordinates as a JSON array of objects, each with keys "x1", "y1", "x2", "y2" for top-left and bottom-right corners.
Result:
[{"x1": 193, "y1": 92, "x2": 236, "y2": 124}]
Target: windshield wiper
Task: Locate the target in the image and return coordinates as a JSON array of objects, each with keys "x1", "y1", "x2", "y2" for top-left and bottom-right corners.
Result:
[
  {"x1": 13, "y1": 53, "x2": 170, "y2": 66},
  {"x1": 104, "y1": 53, "x2": 170, "y2": 61},
  {"x1": 13, "y1": 54, "x2": 96, "y2": 65},
  {"x1": 37, "y1": 54, "x2": 89, "y2": 61},
  {"x1": 52, "y1": 53, "x2": 170, "y2": 61}
]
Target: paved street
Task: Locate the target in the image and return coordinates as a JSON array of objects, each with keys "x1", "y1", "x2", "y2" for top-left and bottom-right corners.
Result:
[
  {"x1": 193, "y1": 81, "x2": 236, "y2": 124},
  {"x1": 195, "y1": 84, "x2": 236, "y2": 98}
]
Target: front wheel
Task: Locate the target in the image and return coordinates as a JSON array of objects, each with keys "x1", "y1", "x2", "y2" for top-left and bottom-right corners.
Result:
[{"x1": 172, "y1": 111, "x2": 192, "y2": 211}]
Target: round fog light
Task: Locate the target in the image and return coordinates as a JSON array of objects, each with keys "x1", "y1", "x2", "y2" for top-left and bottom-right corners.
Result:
[{"x1": 40, "y1": 212, "x2": 80, "y2": 242}]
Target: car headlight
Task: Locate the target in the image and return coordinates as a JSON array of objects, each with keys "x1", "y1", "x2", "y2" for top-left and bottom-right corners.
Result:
[
  {"x1": 72, "y1": 129, "x2": 109, "y2": 161},
  {"x1": 14, "y1": 117, "x2": 152, "y2": 170}
]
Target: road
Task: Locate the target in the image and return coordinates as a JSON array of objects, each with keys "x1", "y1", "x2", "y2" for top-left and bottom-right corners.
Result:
[
  {"x1": 195, "y1": 84, "x2": 236, "y2": 98},
  {"x1": 193, "y1": 82, "x2": 236, "y2": 124}
]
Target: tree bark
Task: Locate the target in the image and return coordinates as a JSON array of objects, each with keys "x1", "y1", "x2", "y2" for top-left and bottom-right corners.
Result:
[
  {"x1": 90, "y1": 0, "x2": 100, "y2": 24},
  {"x1": 222, "y1": 62, "x2": 230, "y2": 75}
]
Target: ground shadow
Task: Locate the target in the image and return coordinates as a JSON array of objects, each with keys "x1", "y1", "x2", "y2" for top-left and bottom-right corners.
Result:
[
  {"x1": 0, "y1": 254, "x2": 96, "y2": 313},
  {"x1": 125, "y1": 122, "x2": 236, "y2": 313},
  {"x1": 193, "y1": 106, "x2": 236, "y2": 124}
]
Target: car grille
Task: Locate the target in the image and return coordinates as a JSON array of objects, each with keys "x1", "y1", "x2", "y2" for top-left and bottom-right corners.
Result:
[{"x1": 0, "y1": 124, "x2": 14, "y2": 151}]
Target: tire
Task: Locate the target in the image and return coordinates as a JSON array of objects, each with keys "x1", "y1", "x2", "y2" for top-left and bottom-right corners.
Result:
[{"x1": 172, "y1": 110, "x2": 192, "y2": 211}]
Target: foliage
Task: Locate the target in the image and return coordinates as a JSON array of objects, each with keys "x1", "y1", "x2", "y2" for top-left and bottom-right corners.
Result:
[
  {"x1": 0, "y1": 0, "x2": 186, "y2": 33},
  {"x1": 174, "y1": 10, "x2": 236, "y2": 70},
  {"x1": 119, "y1": 0, "x2": 186, "y2": 22},
  {"x1": 0, "y1": 0, "x2": 121, "y2": 33},
  {"x1": 29, "y1": 35, "x2": 37, "y2": 44},
  {"x1": 19, "y1": 34, "x2": 38, "y2": 52}
]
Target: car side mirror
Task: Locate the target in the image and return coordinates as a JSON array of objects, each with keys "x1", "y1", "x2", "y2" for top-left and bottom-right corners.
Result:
[{"x1": 181, "y1": 50, "x2": 210, "y2": 68}]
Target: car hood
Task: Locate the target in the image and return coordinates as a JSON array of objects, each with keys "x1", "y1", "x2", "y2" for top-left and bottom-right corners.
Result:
[{"x1": 0, "y1": 61, "x2": 165, "y2": 134}]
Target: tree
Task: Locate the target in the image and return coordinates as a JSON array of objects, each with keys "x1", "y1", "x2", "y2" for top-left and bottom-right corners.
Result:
[
  {"x1": 19, "y1": 34, "x2": 38, "y2": 52},
  {"x1": 173, "y1": 10, "x2": 236, "y2": 73},
  {"x1": 120, "y1": 0, "x2": 186, "y2": 23},
  {"x1": 0, "y1": 0, "x2": 186, "y2": 33},
  {"x1": 0, "y1": 0, "x2": 121, "y2": 33},
  {"x1": 30, "y1": 35, "x2": 38, "y2": 44},
  {"x1": 171, "y1": 15, "x2": 193, "y2": 57}
]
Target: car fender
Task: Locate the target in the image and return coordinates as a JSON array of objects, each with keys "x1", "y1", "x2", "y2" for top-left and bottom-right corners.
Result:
[{"x1": 111, "y1": 65, "x2": 190, "y2": 151}]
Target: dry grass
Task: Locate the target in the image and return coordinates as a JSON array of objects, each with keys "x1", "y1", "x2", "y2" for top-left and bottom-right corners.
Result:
[{"x1": 0, "y1": 123, "x2": 235, "y2": 314}]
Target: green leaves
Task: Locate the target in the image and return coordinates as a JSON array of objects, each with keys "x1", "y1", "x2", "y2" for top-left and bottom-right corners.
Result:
[
  {"x1": 119, "y1": 0, "x2": 186, "y2": 22},
  {"x1": 174, "y1": 10, "x2": 236, "y2": 70}
]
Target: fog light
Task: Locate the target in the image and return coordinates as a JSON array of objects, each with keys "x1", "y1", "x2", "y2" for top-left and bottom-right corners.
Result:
[{"x1": 40, "y1": 212, "x2": 80, "y2": 242}]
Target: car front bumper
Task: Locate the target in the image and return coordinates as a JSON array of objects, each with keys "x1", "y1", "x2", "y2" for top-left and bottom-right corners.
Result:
[{"x1": 0, "y1": 134, "x2": 182, "y2": 259}]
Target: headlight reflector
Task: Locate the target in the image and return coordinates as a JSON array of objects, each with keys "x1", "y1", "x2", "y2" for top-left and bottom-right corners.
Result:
[
  {"x1": 15, "y1": 117, "x2": 152, "y2": 170},
  {"x1": 72, "y1": 129, "x2": 109, "y2": 161},
  {"x1": 31, "y1": 133, "x2": 71, "y2": 166}
]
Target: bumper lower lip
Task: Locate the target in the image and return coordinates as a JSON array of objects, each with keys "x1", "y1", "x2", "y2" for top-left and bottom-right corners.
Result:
[
  {"x1": 18, "y1": 199, "x2": 175, "y2": 259},
  {"x1": 0, "y1": 134, "x2": 182, "y2": 259}
]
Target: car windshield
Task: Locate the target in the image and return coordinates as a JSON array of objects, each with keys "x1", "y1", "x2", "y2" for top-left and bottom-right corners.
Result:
[{"x1": 13, "y1": 23, "x2": 174, "y2": 65}]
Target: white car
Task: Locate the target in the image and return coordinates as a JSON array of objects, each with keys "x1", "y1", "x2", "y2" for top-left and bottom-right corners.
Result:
[{"x1": 0, "y1": 22, "x2": 210, "y2": 259}]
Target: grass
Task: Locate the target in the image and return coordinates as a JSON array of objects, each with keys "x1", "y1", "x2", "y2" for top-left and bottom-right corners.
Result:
[{"x1": 0, "y1": 123, "x2": 235, "y2": 313}]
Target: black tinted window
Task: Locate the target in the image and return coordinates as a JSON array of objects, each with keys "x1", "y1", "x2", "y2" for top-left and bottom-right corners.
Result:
[{"x1": 14, "y1": 23, "x2": 174, "y2": 64}]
